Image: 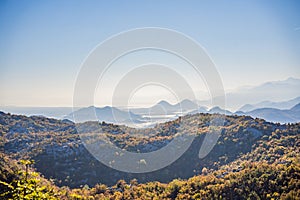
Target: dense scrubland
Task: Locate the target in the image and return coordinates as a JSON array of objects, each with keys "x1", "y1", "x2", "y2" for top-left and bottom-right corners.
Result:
[{"x1": 0, "y1": 111, "x2": 299, "y2": 199}]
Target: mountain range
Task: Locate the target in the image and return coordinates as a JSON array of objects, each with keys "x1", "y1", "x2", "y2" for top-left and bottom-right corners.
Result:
[
  {"x1": 1, "y1": 77, "x2": 299, "y2": 125},
  {"x1": 47, "y1": 98, "x2": 300, "y2": 125},
  {"x1": 63, "y1": 106, "x2": 144, "y2": 124},
  {"x1": 131, "y1": 99, "x2": 198, "y2": 115},
  {"x1": 200, "y1": 103, "x2": 300, "y2": 124},
  {"x1": 201, "y1": 77, "x2": 300, "y2": 110},
  {"x1": 238, "y1": 103, "x2": 300, "y2": 124},
  {"x1": 238, "y1": 96, "x2": 300, "y2": 112}
]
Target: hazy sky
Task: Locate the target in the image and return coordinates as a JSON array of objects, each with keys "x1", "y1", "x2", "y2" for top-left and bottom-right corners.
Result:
[{"x1": 0, "y1": 0, "x2": 300, "y2": 107}]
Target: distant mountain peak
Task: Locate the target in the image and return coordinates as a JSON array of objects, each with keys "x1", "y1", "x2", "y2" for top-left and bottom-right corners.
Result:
[
  {"x1": 238, "y1": 104, "x2": 255, "y2": 112},
  {"x1": 102, "y1": 106, "x2": 113, "y2": 110},
  {"x1": 180, "y1": 99, "x2": 195, "y2": 104},
  {"x1": 210, "y1": 106, "x2": 221, "y2": 110},
  {"x1": 64, "y1": 105, "x2": 142, "y2": 123},
  {"x1": 286, "y1": 77, "x2": 300, "y2": 81},
  {"x1": 209, "y1": 106, "x2": 232, "y2": 115},
  {"x1": 157, "y1": 100, "x2": 172, "y2": 106},
  {"x1": 291, "y1": 103, "x2": 300, "y2": 111},
  {"x1": 238, "y1": 96, "x2": 300, "y2": 113}
]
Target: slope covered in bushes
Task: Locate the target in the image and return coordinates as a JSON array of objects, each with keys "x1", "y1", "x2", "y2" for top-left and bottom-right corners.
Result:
[{"x1": 0, "y1": 111, "x2": 299, "y2": 199}]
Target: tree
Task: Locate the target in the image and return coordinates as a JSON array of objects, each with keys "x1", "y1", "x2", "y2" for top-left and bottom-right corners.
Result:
[{"x1": 0, "y1": 160, "x2": 57, "y2": 200}]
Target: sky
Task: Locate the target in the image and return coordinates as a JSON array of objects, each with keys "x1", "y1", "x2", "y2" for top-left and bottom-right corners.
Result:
[{"x1": 0, "y1": 0, "x2": 300, "y2": 107}]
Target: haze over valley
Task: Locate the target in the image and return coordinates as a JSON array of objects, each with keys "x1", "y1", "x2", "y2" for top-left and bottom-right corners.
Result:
[{"x1": 2, "y1": 77, "x2": 300, "y2": 126}]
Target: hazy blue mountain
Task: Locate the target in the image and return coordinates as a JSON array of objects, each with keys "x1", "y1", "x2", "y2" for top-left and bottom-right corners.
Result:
[
  {"x1": 132, "y1": 99, "x2": 198, "y2": 115},
  {"x1": 149, "y1": 100, "x2": 175, "y2": 115},
  {"x1": 238, "y1": 96, "x2": 300, "y2": 112},
  {"x1": 291, "y1": 103, "x2": 300, "y2": 112},
  {"x1": 175, "y1": 99, "x2": 198, "y2": 111},
  {"x1": 211, "y1": 77, "x2": 300, "y2": 111},
  {"x1": 238, "y1": 104, "x2": 256, "y2": 113},
  {"x1": 188, "y1": 106, "x2": 208, "y2": 114},
  {"x1": 64, "y1": 106, "x2": 143, "y2": 124},
  {"x1": 208, "y1": 106, "x2": 233, "y2": 115},
  {"x1": 236, "y1": 103, "x2": 300, "y2": 123}
]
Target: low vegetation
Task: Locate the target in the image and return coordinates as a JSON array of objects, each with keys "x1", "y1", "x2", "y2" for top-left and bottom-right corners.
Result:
[{"x1": 0, "y1": 111, "x2": 299, "y2": 199}]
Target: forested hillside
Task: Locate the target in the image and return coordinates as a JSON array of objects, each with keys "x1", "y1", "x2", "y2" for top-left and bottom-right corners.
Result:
[{"x1": 0, "y1": 111, "x2": 299, "y2": 199}]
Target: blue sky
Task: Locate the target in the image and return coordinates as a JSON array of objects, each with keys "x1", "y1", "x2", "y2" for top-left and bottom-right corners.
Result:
[{"x1": 0, "y1": 0, "x2": 300, "y2": 106}]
